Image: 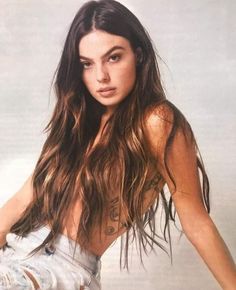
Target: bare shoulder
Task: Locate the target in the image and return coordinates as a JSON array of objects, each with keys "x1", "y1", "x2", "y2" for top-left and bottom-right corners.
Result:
[
  {"x1": 143, "y1": 101, "x2": 175, "y2": 153},
  {"x1": 143, "y1": 100, "x2": 195, "y2": 160},
  {"x1": 144, "y1": 101, "x2": 174, "y2": 127}
]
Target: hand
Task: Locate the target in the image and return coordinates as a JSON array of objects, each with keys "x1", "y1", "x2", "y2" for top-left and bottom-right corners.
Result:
[{"x1": 0, "y1": 235, "x2": 8, "y2": 251}]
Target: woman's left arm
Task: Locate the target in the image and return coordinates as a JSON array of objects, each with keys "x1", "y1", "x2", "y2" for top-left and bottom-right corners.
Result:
[
  {"x1": 172, "y1": 188, "x2": 236, "y2": 290},
  {"x1": 145, "y1": 105, "x2": 236, "y2": 290}
]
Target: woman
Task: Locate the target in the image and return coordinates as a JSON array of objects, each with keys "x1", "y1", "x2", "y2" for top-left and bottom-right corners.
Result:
[{"x1": 0, "y1": 0, "x2": 235, "y2": 289}]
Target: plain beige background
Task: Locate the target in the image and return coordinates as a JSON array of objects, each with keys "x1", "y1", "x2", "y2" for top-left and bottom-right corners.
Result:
[{"x1": 0, "y1": 1, "x2": 235, "y2": 289}]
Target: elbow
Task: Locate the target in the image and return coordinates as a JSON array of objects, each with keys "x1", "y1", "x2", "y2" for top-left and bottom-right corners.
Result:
[{"x1": 182, "y1": 216, "x2": 216, "y2": 244}]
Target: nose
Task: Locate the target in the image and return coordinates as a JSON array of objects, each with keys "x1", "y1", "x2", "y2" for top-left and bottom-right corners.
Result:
[{"x1": 96, "y1": 64, "x2": 110, "y2": 83}]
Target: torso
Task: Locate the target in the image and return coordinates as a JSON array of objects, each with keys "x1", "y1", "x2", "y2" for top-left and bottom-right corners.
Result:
[
  {"x1": 58, "y1": 171, "x2": 164, "y2": 257},
  {"x1": 46, "y1": 115, "x2": 165, "y2": 257}
]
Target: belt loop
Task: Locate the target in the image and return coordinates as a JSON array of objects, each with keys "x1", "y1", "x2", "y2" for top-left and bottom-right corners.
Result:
[
  {"x1": 45, "y1": 244, "x2": 56, "y2": 256},
  {"x1": 77, "y1": 272, "x2": 85, "y2": 289}
]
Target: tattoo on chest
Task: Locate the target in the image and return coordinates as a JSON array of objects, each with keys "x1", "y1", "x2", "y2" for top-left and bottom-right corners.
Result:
[
  {"x1": 104, "y1": 196, "x2": 127, "y2": 235},
  {"x1": 109, "y1": 196, "x2": 119, "y2": 221},
  {"x1": 104, "y1": 175, "x2": 162, "y2": 236}
]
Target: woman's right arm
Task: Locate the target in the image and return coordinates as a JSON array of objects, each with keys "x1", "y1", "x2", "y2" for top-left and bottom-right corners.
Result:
[{"x1": 0, "y1": 173, "x2": 34, "y2": 247}]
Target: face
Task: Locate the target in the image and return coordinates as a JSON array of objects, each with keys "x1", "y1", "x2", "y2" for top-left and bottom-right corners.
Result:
[{"x1": 79, "y1": 29, "x2": 138, "y2": 116}]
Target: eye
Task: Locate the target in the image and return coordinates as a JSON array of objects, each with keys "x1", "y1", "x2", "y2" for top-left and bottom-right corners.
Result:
[
  {"x1": 109, "y1": 54, "x2": 121, "y2": 62},
  {"x1": 80, "y1": 61, "x2": 91, "y2": 69}
]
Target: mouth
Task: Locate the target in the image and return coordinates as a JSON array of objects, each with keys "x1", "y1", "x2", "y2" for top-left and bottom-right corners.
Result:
[{"x1": 97, "y1": 88, "x2": 116, "y2": 97}]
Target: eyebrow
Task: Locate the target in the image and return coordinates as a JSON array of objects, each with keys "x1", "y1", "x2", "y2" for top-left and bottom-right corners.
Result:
[{"x1": 79, "y1": 45, "x2": 125, "y2": 61}]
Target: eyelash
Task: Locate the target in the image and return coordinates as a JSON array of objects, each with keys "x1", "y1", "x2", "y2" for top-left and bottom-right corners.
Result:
[{"x1": 81, "y1": 54, "x2": 121, "y2": 69}]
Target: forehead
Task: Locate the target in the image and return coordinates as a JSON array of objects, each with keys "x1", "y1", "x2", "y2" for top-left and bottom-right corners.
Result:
[{"x1": 79, "y1": 29, "x2": 132, "y2": 56}]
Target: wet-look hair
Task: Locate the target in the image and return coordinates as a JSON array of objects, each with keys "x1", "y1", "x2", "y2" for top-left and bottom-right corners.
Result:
[{"x1": 11, "y1": 0, "x2": 210, "y2": 271}]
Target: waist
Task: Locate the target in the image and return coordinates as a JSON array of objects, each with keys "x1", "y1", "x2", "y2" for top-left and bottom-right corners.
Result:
[{"x1": 28, "y1": 225, "x2": 101, "y2": 276}]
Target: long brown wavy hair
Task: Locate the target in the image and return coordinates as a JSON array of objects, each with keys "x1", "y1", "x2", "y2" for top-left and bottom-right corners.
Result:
[{"x1": 10, "y1": 0, "x2": 210, "y2": 271}]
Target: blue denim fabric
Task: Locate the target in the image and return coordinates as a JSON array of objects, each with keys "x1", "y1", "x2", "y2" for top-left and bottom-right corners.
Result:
[{"x1": 0, "y1": 226, "x2": 102, "y2": 290}]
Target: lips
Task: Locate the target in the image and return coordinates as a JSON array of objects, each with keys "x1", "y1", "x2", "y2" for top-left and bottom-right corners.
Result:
[
  {"x1": 97, "y1": 88, "x2": 116, "y2": 97},
  {"x1": 97, "y1": 87, "x2": 116, "y2": 92}
]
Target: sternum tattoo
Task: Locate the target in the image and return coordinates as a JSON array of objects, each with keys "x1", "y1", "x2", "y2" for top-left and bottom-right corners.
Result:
[{"x1": 104, "y1": 196, "x2": 128, "y2": 235}]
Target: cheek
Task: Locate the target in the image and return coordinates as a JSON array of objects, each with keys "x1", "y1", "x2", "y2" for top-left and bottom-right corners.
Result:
[
  {"x1": 82, "y1": 74, "x2": 93, "y2": 91},
  {"x1": 116, "y1": 62, "x2": 136, "y2": 86}
]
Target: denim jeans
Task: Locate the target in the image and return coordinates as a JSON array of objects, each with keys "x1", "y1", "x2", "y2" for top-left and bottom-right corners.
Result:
[{"x1": 0, "y1": 226, "x2": 102, "y2": 289}]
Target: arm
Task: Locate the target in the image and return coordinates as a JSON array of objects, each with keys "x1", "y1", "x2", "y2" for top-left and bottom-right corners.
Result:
[
  {"x1": 145, "y1": 104, "x2": 236, "y2": 290},
  {"x1": 0, "y1": 173, "x2": 34, "y2": 247}
]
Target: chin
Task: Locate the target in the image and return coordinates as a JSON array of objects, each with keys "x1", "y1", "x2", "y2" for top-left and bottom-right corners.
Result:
[{"x1": 98, "y1": 97, "x2": 121, "y2": 106}]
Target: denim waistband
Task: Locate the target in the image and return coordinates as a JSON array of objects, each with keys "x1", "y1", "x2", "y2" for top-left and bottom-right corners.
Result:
[{"x1": 28, "y1": 225, "x2": 101, "y2": 276}]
